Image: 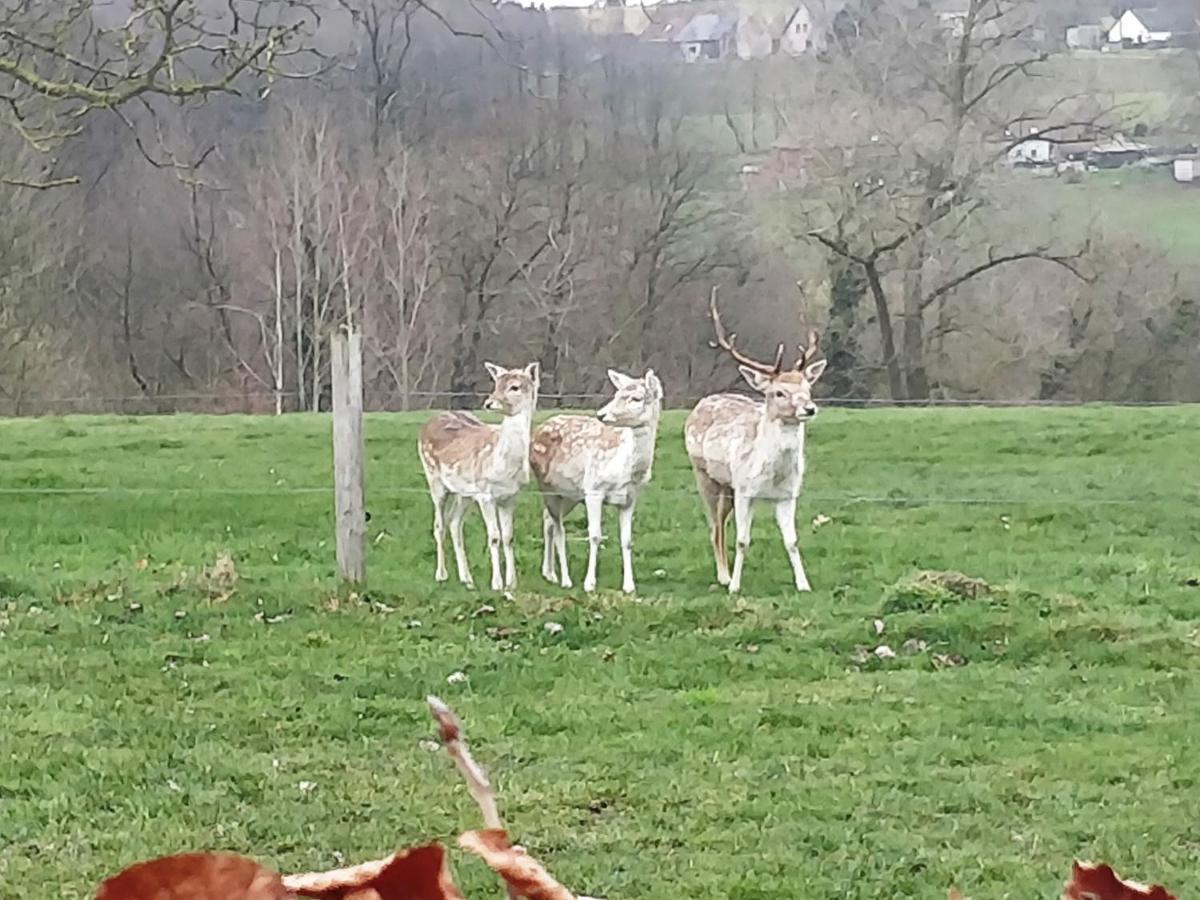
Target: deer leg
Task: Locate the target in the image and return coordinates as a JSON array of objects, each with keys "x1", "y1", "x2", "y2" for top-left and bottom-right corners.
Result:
[
  {"x1": 554, "y1": 500, "x2": 574, "y2": 589},
  {"x1": 774, "y1": 497, "x2": 811, "y2": 592},
  {"x1": 541, "y1": 505, "x2": 557, "y2": 584},
  {"x1": 448, "y1": 495, "x2": 473, "y2": 589},
  {"x1": 582, "y1": 493, "x2": 604, "y2": 593},
  {"x1": 728, "y1": 493, "x2": 753, "y2": 594},
  {"x1": 693, "y1": 466, "x2": 731, "y2": 586},
  {"x1": 618, "y1": 502, "x2": 636, "y2": 595},
  {"x1": 476, "y1": 498, "x2": 504, "y2": 592},
  {"x1": 430, "y1": 484, "x2": 449, "y2": 582},
  {"x1": 498, "y1": 500, "x2": 517, "y2": 590},
  {"x1": 714, "y1": 489, "x2": 733, "y2": 586}
]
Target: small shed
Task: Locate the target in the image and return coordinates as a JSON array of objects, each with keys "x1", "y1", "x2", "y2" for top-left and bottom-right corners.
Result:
[
  {"x1": 1174, "y1": 157, "x2": 1197, "y2": 183},
  {"x1": 1065, "y1": 24, "x2": 1103, "y2": 50}
]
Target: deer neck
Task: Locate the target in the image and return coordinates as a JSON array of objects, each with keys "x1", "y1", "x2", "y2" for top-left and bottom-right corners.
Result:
[
  {"x1": 628, "y1": 418, "x2": 659, "y2": 457},
  {"x1": 758, "y1": 407, "x2": 806, "y2": 459},
  {"x1": 495, "y1": 408, "x2": 533, "y2": 472},
  {"x1": 625, "y1": 418, "x2": 659, "y2": 481}
]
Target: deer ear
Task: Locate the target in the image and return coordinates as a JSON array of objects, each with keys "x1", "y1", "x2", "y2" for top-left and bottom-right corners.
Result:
[
  {"x1": 607, "y1": 369, "x2": 634, "y2": 390},
  {"x1": 644, "y1": 369, "x2": 663, "y2": 400},
  {"x1": 738, "y1": 366, "x2": 772, "y2": 393},
  {"x1": 523, "y1": 361, "x2": 540, "y2": 387},
  {"x1": 484, "y1": 362, "x2": 504, "y2": 382},
  {"x1": 804, "y1": 358, "x2": 828, "y2": 384}
]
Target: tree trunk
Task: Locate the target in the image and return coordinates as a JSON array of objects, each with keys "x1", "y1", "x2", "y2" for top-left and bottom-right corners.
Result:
[
  {"x1": 863, "y1": 260, "x2": 905, "y2": 400},
  {"x1": 900, "y1": 235, "x2": 930, "y2": 400}
]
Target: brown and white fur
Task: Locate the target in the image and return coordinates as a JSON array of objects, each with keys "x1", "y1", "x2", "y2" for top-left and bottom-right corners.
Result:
[
  {"x1": 685, "y1": 290, "x2": 827, "y2": 593},
  {"x1": 418, "y1": 362, "x2": 540, "y2": 591},
  {"x1": 529, "y1": 369, "x2": 663, "y2": 594}
]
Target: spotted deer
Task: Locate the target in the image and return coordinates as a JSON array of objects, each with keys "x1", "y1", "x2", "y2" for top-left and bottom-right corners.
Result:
[
  {"x1": 529, "y1": 369, "x2": 663, "y2": 594},
  {"x1": 685, "y1": 289, "x2": 827, "y2": 593},
  {"x1": 418, "y1": 362, "x2": 540, "y2": 591}
]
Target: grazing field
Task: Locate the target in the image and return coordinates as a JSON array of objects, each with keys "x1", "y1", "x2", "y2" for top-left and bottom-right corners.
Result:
[
  {"x1": 1, "y1": 406, "x2": 1198, "y2": 898},
  {"x1": 1024, "y1": 168, "x2": 1200, "y2": 264}
]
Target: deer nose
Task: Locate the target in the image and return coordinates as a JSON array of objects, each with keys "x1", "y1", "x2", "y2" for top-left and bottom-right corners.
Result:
[
  {"x1": 483, "y1": 398, "x2": 500, "y2": 411},
  {"x1": 803, "y1": 403, "x2": 817, "y2": 417}
]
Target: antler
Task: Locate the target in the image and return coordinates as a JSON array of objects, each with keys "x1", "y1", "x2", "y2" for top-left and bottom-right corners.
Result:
[
  {"x1": 708, "y1": 287, "x2": 784, "y2": 375},
  {"x1": 795, "y1": 329, "x2": 820, "y2": 370}
]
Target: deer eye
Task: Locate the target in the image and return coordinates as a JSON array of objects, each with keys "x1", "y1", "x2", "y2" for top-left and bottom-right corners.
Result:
[
  {"x1": 508, "y1": 384, "x2": 520, "y2": 392},
  {"x1": 772, "y1": 390, "x2": 785, "y2": 399}
]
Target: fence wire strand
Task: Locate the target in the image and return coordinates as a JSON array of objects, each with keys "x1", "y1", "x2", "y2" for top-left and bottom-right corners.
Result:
[
  {"x1": 2, "y1": 390, "x2": 1196, "y2": 410},
  {"x1": 0, "y1": 484, "x2": 1183, "y2": 507}
]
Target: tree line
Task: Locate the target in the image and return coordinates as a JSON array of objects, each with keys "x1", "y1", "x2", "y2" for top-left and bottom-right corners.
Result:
[{"x1": 1, "y1": 0, "x2": 1197, "y2": 415}]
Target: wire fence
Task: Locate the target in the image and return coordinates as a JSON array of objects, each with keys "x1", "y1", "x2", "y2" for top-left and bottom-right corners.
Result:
[
  {"x1": 2, "y1": 391, "x2": 1193, "y2": 507},
  {"x1": 1, "y1": 389, "x2": 1196, "y2": 416},
  {"x1": 0, "y1": 484, "x2": 1187, "y2": 507}
]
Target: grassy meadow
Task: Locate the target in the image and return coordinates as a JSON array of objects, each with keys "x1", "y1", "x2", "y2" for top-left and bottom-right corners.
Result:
[{"x1": 1, "y1": 406, "x2": 1198, "y2": 898}]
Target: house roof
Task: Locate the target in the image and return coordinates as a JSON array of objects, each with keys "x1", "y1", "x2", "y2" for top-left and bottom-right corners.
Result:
[
  {"x1": 674, "y1": 12, "x2": 737, "y2": 42},
  {"x1": 785, "y1": 0, "x2": 846, "y2": 29},
  {"x1": 640, "y1": 5, "x2": 700, "y2": 40},
  {"x1": 1092, "y1": 134, "x2": 1150, "y2": 154},
  {"x1": 1128, "y1": 5, "x2": 1199, "y2": 33}
]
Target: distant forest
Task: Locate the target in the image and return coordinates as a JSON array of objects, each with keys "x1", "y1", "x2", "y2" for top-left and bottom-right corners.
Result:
[{"x1": 1, "y1": 0, "x2": 1198, "y2": 414}]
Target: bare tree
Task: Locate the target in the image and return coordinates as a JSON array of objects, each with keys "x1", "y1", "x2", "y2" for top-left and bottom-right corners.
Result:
[
  {"x1": 790, "y1": 0, "x2": 1097, "y2": 400},
  {"x1": 0, "y1": 0, "x2": 324, "y2": 186}
]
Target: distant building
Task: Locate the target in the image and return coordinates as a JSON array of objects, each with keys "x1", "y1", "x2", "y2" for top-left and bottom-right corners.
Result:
[
  {"x1": 1065, "y1": 24, "x2": 1104, "y2": 50},
  {"x1": 675, "y1": 12, "x2": 738, "y2": 61},
  {"x1": 1089, "y1": 134, "x2": 1150, "y2": 168},
  {"x1": 1174, "y1": 157, "x2": 1197, "y2": 183},
  {"x1": 780, "y1": 1, "x2": 848, "y2": 56},
  {"x1": 1107, "y1": 7, "x2": 1200, "y2": 45},
  {"x1": 1007, "y1": 128, "x2": 1054, "y2": 166}
]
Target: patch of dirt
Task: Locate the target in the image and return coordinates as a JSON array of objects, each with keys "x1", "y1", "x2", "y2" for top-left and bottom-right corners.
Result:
[
  {"x1": 882, "y1": 570, "x2": 994, "y2": 614},
  {"x1": 200, "y1": 552, "x2": 238, "y2": 603}
]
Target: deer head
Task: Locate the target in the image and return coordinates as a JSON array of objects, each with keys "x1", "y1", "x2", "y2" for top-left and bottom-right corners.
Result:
[
  {"x1": 709, "y1": 287, "x2": 826, "y2": 423},
  {"x1": 482, "y1": 362, "x2": 540, "y2": 417},
  {"x1": 597, "y1": 369, "x2": 664, "y2": 428}
]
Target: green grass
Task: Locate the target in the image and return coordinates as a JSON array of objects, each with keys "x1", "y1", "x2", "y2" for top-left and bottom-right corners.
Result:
[
  {"x1": 2, "y1": 407, "x2": 1199, "y2": 898},
  {"x1": 1039, "y1": 168, "x2": 1200, "y2": 262}
]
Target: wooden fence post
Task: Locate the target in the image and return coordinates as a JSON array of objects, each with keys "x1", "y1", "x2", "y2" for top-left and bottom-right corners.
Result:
[{"x1": 331, "y1": 327, "x2": 366, "y2": 585}]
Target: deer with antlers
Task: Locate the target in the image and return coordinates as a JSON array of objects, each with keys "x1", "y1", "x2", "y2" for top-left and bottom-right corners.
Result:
[
  {"x1": 418, "y1": 362, "x2": 540, "y2": 591},
  {"x1": 530, "y1": 369, "x2": 664, "y2": 594},
  {"x1": 685, "y1": 289, "x2": 827, "y2": 593}
]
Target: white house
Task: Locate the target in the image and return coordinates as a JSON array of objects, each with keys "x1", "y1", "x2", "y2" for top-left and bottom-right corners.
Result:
[
  {"x1": 1174, "y1": 157, "x2": 1196, "y2": 183},
  {"x1": 1007, "y1": 130, "x2": 1054, "y2": 166},
  {"x1": 780, "y1": 1, "x2": 843, "y2": 55},
  {"x1": 1107, "y1": 7, "x2": 1198, "y2": 44}
]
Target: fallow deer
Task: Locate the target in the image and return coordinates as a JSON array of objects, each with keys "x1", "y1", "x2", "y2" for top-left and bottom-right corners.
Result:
[
  {"x1": 685, "y1": 289, "x2": 827, "y2": 593},
  {"x1": 529, "y1": 369, "x2": 663, "y2": 594},
  {"x1": 418, "y1": 362, "x2": 540, "y2": 591}
]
